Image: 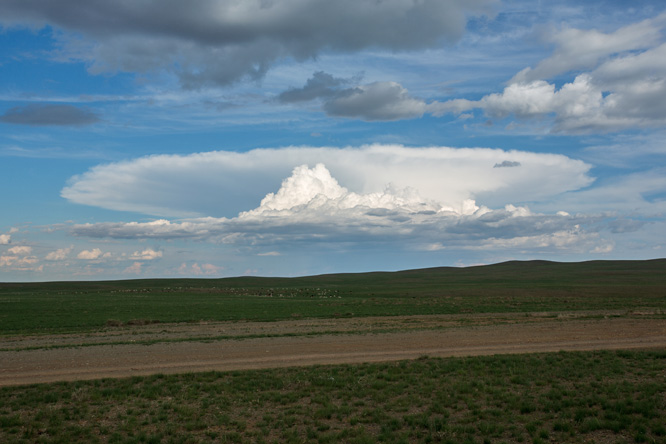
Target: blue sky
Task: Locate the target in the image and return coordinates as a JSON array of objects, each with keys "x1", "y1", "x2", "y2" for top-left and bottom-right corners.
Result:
[{"x1": 1, "y1": 0, "x2": 665, "y2": 281}]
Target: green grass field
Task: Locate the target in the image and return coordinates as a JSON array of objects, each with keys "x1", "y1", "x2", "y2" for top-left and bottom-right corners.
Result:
[
  {"x1": 1, "y1": 259, "x2": 665, "y2": 335},
  {"x1": 1, "y1": 260, "x2": 665, "y2": 443},
  {"x1": 1, "y1": 350, "x2": 664, "y2": 444}
]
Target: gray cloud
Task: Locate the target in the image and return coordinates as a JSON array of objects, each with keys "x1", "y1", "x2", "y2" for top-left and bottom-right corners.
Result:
[
  {"x1": 494, "y1": 160, "x2": 521, "y2": 168},
  {"x1": 278, "y1": 71, "x2": 352, "y2": 103},
  {"x1": 0, "y1": 0, "x2": 496, "y2": 89},
  {"x1": 69, "y1": 200, "x2": 601, "y2": 254},
  {"x1": 280, "y1": 73, "x2": 430, "y2": 121},
  {"x1": 324, "y1": 81, "x2": 428, "y2": 121},
  {"x1": 0, "y1": 104, "x2": 100, "y2": 126}
]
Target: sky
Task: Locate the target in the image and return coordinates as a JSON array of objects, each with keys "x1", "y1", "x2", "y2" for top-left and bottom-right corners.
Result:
[{"x1": 1, "y1": 0, "x2": 665, "y2": 281}]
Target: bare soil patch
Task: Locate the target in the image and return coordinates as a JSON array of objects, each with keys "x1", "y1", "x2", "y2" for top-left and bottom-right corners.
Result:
[{"x1": 1, "y1": 312, "x2": 665, "y2": 386}]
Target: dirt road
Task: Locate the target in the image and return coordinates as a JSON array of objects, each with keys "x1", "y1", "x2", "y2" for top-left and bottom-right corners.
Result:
[{"x1": 1, "y1": 314, "x2": 665, "y2": 386}]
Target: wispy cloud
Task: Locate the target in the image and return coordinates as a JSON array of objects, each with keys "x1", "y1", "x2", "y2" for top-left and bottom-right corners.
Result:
[
  {"x1": 123, "y1": 262, "x2": 143, "y2": 275},
  {"x1": 512, "y1": 13, "x2": 666, "y2": 83}
]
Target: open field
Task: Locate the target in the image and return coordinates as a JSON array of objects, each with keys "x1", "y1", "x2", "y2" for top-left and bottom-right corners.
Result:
[
  {"x1": 1, "y1": 350, "x2": 665, "y2": 443},
  {"x1": 1, "y1": 260, "x2": 665, "y2": 443},
  {"x1": 1, "y1": 259, "x2": 665, "y2": 335}
]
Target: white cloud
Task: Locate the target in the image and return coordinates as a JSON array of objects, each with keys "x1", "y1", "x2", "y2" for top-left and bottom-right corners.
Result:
[
  {"x1": 8, "y1": 246, "x2": 31, "y2": 255},
  {"x1": 70, "y1": 163, "x2": 604, "y2": 254},
  {"x1": 45, "y1": 246, "x2": 72, "y2": 261},
  {"x1": 129, "y1": 248, "x2": 163, "y2": 261},
  {"x1": 0, "y1": 234, "x2": 10, "y2": 245},
  {"x1": 178, "y1": 262, "x2": 223, "y2": 276},
  {"x1": 0, "y1": 256, "x2": 14, "y2": 267},
  {"x1": 62, "y1": 145, "x2": 592, "y2": 218},
  {"x1": 242, "y1": 163, "x2": 448, "y2": 218},
  {"x1": 0, "y1": 0, "x2": 496, "y2": 88},
  {"x1": 437, "y1": 73, "x2": 666, "y2": 134},
  {"x1": 591, "y1": 242, "x2": 615, "y2": 254},
  {"x1": 0, "y1": 255, "x2": 39, "y2": 267},
  {"x1": 435, "y1": 14, "x2": 666, "y2": 133},
  {"x1": 124, "y1": 262, "x2": 143, "y2": 275},
  {"x1": 77, "y1": 248, "x2": 103, "y2": 260},
  {"x1": 0, "y1": 245, "x2": 39, "y2": 268}
]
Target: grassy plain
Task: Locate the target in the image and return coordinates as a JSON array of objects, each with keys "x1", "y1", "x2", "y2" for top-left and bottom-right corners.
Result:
[
  {"x1": 1, "y1": 260, "x2": 665, "y2": 443},
  {"x1": 1, "y1": 350, "x2": 665, "y2": 443},
  {"x1": 1, "y1": 259, "x2": 665, "y2": 335}
]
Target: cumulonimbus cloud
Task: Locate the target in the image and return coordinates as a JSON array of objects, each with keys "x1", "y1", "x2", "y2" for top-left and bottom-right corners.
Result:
[
  {"x1": 61, "y1": 144, "x2": 593, "y2": 218},
  {"x1": 63, "y1": 145, "x2": 603, "y2": 252},
  {"x1": 0, "y1": 0, "x2": 496, "y2": 88},
  {"x1": 69, "y1": 162, "x2": 601, "y2": 253}
]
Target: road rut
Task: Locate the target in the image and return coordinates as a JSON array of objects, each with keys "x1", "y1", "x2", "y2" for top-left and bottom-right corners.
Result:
[{"x1": 2, "y1": 316, "x2": 665, "y2": 386}]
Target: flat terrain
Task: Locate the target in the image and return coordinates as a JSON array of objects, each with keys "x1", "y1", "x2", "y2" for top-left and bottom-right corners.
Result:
[
  {"x1": 2, "y1": 260, "x2": 665, "y2": 386},
  {"x1": 2, "y1": 311, "x2": 665, "y2": 386},
  {"x1": 2, "y1": 261, "x2": 665, "y2": 443},
  {"x1": 3, "y1": 259, "x2": 665, "y2": 336}
]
